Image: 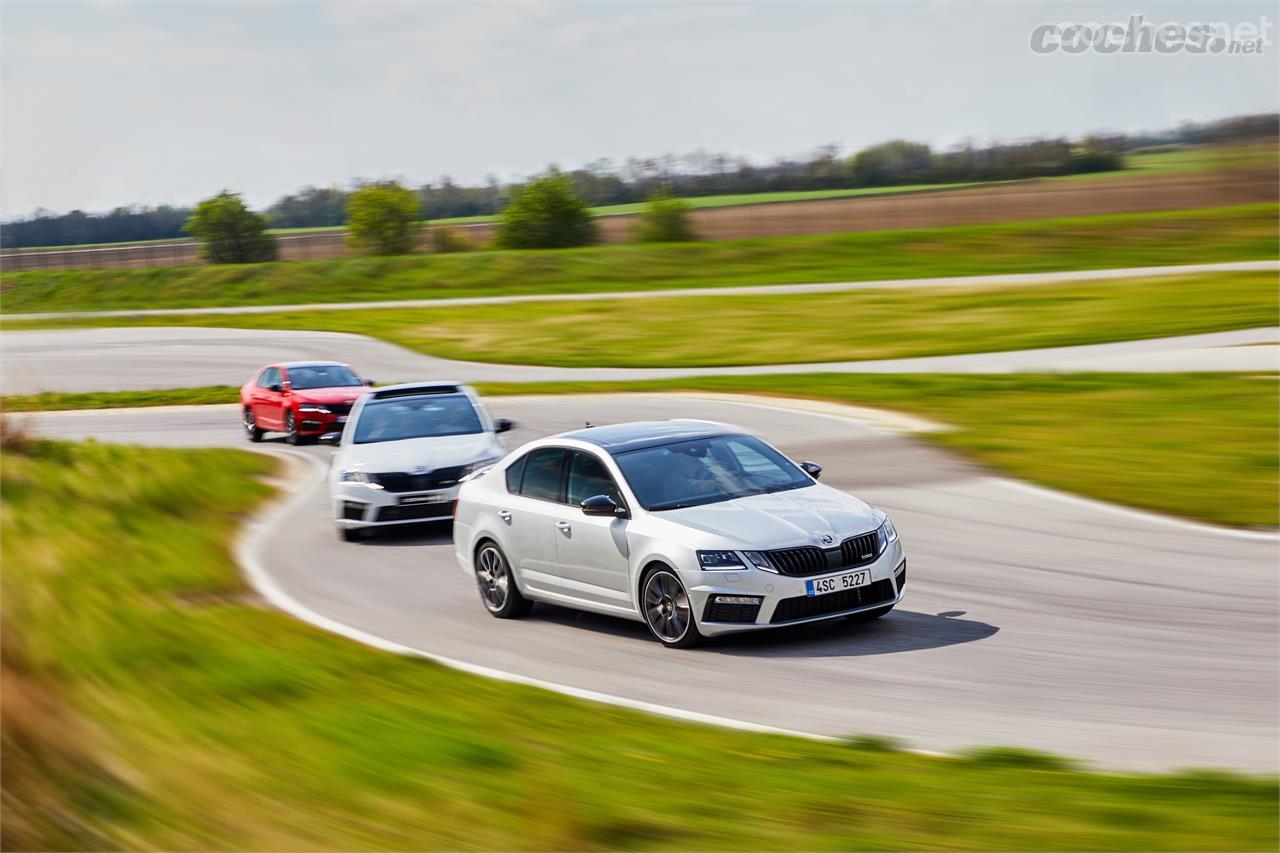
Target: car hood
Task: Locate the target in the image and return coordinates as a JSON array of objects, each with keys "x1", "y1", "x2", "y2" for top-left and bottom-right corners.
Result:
[
  {"x1": 339, "y1": 433, "x2": 501, "y2": 473},
  {"x1": 292, "y1": 386, "x2": 370, "y2": 405},
  {"x1": 655, "y1": 484, "x2": 881, "y2": 549}
]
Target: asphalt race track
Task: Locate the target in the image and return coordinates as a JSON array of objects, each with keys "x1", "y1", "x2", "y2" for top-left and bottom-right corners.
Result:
[
  {"x1": 4, "y1": 326, "x2": 1278, "y2": 393},
  {"x1": 27, "y1": 395, "x2": 1279, "y2": 773}
]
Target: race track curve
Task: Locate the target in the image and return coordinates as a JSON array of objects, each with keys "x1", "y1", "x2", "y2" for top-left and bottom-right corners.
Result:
[{"x1": 27, "y1": 394, "x2": 1278, "y2": 773}]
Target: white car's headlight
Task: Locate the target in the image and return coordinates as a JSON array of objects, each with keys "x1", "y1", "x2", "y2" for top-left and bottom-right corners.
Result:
[
  {"x1": 340, "y1": 469, "x2": 383, "y2": 489},
  {"x1": 875, "y1": 517, "x2": 898, "y2": 552},
  {"x1": 697, "y1": 550, "x2": 746, "y2": 570},
  {"x1": 742, "y1": 551, "x2": 776, "y2": 572}
]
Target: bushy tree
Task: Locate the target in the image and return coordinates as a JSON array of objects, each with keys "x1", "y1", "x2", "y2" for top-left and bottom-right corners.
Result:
[
  {"x1": 184, "y1": 191, "x2": 277, "y2": 263},
  {"x1": 848, "y1": 140, "x2": 933, "y2": 186},
  {"x1": 634, "y1": 191, "x2": 697, "y2": 242},
  {"x1": 346, "y1": 182, "x2": 420, "y2": 256},
  {"x1": 495, "y1": 175, "x2": 597, "y2": 249}
]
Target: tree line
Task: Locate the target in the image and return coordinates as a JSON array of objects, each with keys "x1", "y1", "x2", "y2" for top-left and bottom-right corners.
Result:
[{"x1": 4, "y1": 112, "x2": 1275, "y2": 250}]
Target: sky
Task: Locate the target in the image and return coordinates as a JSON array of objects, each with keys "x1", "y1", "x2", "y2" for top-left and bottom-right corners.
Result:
[{"x1": 1, "y1": 0, "x2": 1276, "y2": 217}]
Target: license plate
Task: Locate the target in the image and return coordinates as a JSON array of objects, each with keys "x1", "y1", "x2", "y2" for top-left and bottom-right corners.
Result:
[
  {"x1": 806, "y1": 569, "x2": 873, "y2": 597},
  {"x1": 337, "y1": 415, "x2": 347, "y2": 423},
  {"x1": 400, "y1": 493, "x2": 451, "y2": 505}
]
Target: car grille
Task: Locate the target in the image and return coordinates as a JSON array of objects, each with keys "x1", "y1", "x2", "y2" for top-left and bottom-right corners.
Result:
[
  {"x1": 371, "y1": 466, "x2": 467, "y2": 493},
  {"x1": 765, "y1": 530, "x2": 883, "y2": 577},
  {"x1": 770, "y1": 579, "x2": 895, "y2": 624},
  {"x1": 702, "y1": 600, "x2": 761, "y2": 624},
  {"x1": 341, "y1": 501, "x2": 366, "y2": 521},
  {"x1": 375, "y1": 502, "x2": 454, "y2": 522}
]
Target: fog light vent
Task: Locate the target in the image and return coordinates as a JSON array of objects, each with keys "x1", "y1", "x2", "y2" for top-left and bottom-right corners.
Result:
[{"x1": 703, "y1": 595, "x2": 762, "y2": 624}]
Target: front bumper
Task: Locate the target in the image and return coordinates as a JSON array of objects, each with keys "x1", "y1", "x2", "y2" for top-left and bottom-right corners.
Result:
[
  {"x1": 296, "y1": 411, "x2": 348, "y2": 436},
  {"x1": 332, "y1": 482, "x2": 459, "y2": 528},
  {"x1": 686, "y1": 540, "x2": 906, "y2": 637}
]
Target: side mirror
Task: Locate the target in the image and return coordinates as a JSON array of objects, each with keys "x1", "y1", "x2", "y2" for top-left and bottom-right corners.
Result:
[
  {"x1": 800, "y1": 460, "x2": 823, "y2": 479},
  {"x1": 364, "y1": 379, "x2": 375, "y2": 386},
  {"x1": 318, "y1": 431, "x2": 342, "y2": 445},
  {"x1": 495, "y1": 417, "x2": 515, "y2": 433},
  {"x1": 268, "y1": 383, "x2": 283, "y2": 393},
  {"x1": 580, "y1": 494, "x2": 627, "y2": 518}
]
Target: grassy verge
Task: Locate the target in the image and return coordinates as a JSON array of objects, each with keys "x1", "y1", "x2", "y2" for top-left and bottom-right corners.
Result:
[
  {"x1": 2, "y1": 204, "x2": 1274, "y2": 315},
  {"x1": 6, "y1": 373, "x2": 1275, "y2": 527},
  {"x1": 1, "y1": 386, "x2": 242, "y2": 412},
  {"x1": 3, "y1": 437, "x2": 1275, "y2": 850},
  {"x1": 10, "y1": 270, "x2": 1274, "y2": 369}
]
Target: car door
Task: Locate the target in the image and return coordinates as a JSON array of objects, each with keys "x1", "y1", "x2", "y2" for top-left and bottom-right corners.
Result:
[
  {"x1": 252, "y1": 367, "x2": 283, "y2": 429},
  {"x1": 500, "y1": 447, "x2": 567, "y2": 598},
  {"x1": 553, "y1": 449, "x2": 633, "y2": 609}
]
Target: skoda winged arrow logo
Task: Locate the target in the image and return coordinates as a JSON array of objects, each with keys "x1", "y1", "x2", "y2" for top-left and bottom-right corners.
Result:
[
  {"x1": 819, "y1": 534, "x2": 835, "y2": 546},
  {"x1": 411, "y1": 465, "x2": 429, "y2": 475}
]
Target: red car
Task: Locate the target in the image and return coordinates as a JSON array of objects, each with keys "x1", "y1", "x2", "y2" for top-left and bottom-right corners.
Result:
[{"x1": 241, "y1": 361, "x2": 373, "y2": 444}]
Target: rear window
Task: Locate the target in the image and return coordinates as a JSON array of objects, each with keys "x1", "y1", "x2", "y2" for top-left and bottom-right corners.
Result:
[
  {"x1": 505, "y1": 455, "x2": 527, "y2": 493},
  {"x1": 517, "y1": 448, "x2": 566, "y2": 502}
]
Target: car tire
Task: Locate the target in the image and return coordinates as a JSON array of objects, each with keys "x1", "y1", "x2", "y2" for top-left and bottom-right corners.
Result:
[
  {"x1": 846, "y1": 604, "x2": 894, "y2": 623},
  {"x1": 338, "y1": 525, "x2": 366, "y2": 543},
  {"x1": 641, "y1": 567, "x2": 703, "y2": 649},
  {"x1": 474, "y1": 542, "x2": 532, "y2": 619},
  {"x1": 285, "y1": 411, "x2": 304, "y2": 445},
  {"x1": 243, "y1": 408, "x2": 264, "y2": 442}
]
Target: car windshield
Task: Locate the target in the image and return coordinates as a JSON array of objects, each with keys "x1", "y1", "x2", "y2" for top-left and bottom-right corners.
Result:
[
  {"x1": 288, "y1": 365, "x2": 363, "y2": 390},
  {"x1": 353, "y1": 394, "x2": 484, "y2": 444},
  {"x1": 613, "y1": 434, "x2": 813, "y2": 511}
]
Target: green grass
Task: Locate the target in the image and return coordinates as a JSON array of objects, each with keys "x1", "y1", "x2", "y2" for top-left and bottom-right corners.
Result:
[
  {"x1": 3, "y1": 438, "x2": 1276, "y2": 850},
  {"x1": 2, "y1": 204, "x2": 1274, "y2": 315},
  {"x1": 1, "y1": 386, "x2": 242, "y2": 412},
  {"x1": 13, "y1": 269, "x2": 1272, "y2": 370},
  {"x1": 5, "y1": 373, "x2": 1275, "y2": 527}
]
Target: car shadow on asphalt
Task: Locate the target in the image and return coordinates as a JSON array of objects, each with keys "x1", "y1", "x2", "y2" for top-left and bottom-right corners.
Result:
[
  {"x1": 352, "y1": 523, "x2": 455, "y2": 547},
  {"x1": 706, "y1": 609, "x2": 999, "y2": 657},
  {"x1": 523, "y1": 604, "x2": 997, "y2": 657}
]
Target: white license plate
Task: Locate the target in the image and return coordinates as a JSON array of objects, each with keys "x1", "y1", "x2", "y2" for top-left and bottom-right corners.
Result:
[
  {"x1": 806, "y1": 569, "x2": 873, "y2": 597},
  {"x1": 337, "y1": 415, "x2": 347, "y2": 423},
  {"x1": 400, "y1": 493, "x2": 451, "y2": 505}
]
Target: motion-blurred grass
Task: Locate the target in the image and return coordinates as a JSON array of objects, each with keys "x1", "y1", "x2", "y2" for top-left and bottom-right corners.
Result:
[
  {"x1": 198, "y1": 270, "x2": 1275, "y2": 368},
  {"x1": 1, "y1": 204, "x2": 1274, "y2": 314},
  {"x1": 12, "y1": 269, "x2": 1273, "y2": 370},
  {"x1": 3, "y1": 436, "x2": 1276, "y2": 850}
]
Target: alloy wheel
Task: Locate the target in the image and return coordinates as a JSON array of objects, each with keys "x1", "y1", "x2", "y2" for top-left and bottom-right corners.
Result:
[
  {"x1": 476, "y1": 545, "x2": 510, "y2": 612},
  {"x1": 643, "y1": 570, "x2": 691, "y2": 643}
]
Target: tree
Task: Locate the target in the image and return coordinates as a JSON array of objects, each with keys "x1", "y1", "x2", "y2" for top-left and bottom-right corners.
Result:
[
  {"x1": 634, "y1": 191, "x2": 697, "y2": 242},
  {"x1": 495, "y1": 174, "x2": 597, "y2": 249},
  {"x1": 184, "y1": 191, "x2": 277, "y2": 263},
  {"x1": 346, "y1": 182, "x2": 420, "y2": 255},
  {"x1": 848, "y1": 140, "x2": 933, "y2": 186}
]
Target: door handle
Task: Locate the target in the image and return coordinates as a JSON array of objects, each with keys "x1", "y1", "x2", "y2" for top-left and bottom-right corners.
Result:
[
  {"x1": 498, "y1": 510, "x2": 512, "y2": 522},
  {"x1": 556, "y1": 521, "x2": 572, "y2": 533}
]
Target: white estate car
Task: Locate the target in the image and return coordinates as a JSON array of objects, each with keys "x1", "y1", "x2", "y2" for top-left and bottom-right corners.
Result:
[
  {"x1": 453, "y1": 420, "x2": 905, "y2": 647},
  {"x1": 328, "y1": 382, "x2": 513, "y2": 541}
]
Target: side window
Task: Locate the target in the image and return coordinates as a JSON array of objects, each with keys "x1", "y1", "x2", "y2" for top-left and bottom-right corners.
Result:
[
  {"x1": 517, "y1": 448, "x2": 566, "y2": 502},
  {"x1": 504, "y1": 455, "x2": 527, "y2": 494},
  {"x1": 567, "y1": 451, "x2": 623, "y2": 507},
  {"x1": 258, "y1": 367, "x2": 280, "y2": 389}
]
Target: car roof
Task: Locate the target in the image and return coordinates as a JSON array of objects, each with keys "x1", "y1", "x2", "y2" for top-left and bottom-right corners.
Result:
[
  {"x1": 368, "y1": 381, "x2": 469, "y2": 400},
  {"x1": 276, "y1": 361, "x2": 351, "y2": 370},
  {"x1": 560, "y1": 420, "x2": 741, "y2": 454}
]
